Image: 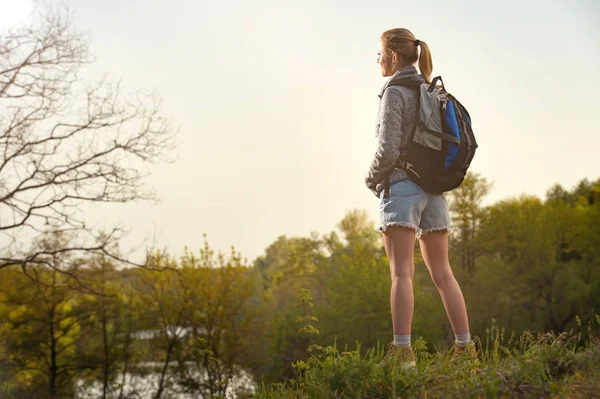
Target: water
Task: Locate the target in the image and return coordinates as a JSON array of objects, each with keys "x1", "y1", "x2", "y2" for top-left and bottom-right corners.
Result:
[{"x1": 76, "y1": 362, "x2": 255, "y2": 398}]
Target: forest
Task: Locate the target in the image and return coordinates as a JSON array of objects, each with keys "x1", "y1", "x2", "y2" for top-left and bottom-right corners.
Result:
[{"x1": 1, "y1": 173, "x2": 598, "y2": 398}]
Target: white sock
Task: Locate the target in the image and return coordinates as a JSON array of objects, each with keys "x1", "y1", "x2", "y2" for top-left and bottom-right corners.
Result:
[
  {"x1": 393, "y1": 334, "x2": 411, "y2": 347},
  {"x1": 455, "y1": 332, "x2": 470, "y2": 347}
]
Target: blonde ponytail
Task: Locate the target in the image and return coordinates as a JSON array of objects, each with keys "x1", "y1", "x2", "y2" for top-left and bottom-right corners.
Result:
[
  {"x1": 416, "y1": 40, "x2": 433, "y2": 83},
  {"x1": 381, "y1": 28, "x2": 433, "y2": 83}
]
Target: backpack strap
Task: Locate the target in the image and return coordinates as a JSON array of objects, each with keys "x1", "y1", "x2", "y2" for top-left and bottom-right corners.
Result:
[{"x1": 428, "y1": 76, "x2": 445, "y2": 92}]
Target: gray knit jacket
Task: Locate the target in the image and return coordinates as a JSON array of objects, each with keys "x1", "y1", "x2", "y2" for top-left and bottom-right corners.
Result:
[{"x1": 365, "y1": 66, "x2": 426, "y2": 195}]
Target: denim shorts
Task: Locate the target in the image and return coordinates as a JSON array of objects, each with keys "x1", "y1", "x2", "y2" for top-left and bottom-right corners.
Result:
[{"x1": 379, "y1": 179, "x2": 451, "y2": 235}]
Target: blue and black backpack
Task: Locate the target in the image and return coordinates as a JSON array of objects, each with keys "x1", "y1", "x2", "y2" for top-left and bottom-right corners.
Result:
[{"x1": 385, "y1": 76, "x2": 478, "y2": 195}]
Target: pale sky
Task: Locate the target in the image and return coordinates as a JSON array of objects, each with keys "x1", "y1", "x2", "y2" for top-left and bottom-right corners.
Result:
[{"x1": 2, "y1": 0, "x2": 599, "y2": 262}]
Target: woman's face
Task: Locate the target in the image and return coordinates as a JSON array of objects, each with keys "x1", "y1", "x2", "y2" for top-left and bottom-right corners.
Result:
[{"x1": 377, "y1": 41, "x2": 397, "y2": 77}]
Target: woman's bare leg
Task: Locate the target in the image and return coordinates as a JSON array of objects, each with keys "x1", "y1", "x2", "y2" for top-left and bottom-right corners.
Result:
[
  {"x1": 419, "y1": 231, "x2": 469, "y2": 335},
  {"x1": 383, "y1": 226, "x2": 417, "y2": 336}
]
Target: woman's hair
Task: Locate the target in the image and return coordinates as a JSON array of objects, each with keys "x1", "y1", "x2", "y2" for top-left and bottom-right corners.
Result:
[{"x1": 381, "y1": 28, "x2": 433, "y2": 83}]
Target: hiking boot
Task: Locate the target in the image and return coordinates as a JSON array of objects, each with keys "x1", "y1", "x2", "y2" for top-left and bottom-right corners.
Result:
[
  {"x1": 449, "y1": 341, "x2": 478, "y2": 362},
  {"x1": 379, "y1": 343, "x2": 416, "y2": 369}
]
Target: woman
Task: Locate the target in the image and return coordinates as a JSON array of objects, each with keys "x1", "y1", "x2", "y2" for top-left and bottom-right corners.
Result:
[{"x1": 365, "y1": 28, "x2": 477, "y2": 368}]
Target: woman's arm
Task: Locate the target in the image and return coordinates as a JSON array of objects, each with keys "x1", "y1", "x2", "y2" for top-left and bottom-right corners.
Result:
[{"x1": 365, "y1": 88, "x2": 405, "y2": 193}]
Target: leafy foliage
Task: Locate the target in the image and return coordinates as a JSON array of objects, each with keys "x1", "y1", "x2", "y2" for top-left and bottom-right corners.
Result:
[{"x1": 0, "y1": 173, "x2": 598, "y2": 397}]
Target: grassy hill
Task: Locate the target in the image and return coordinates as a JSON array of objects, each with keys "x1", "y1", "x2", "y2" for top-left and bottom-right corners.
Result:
[{"x1": 252, "y1": 320, "x2": 600, "y2": 399}]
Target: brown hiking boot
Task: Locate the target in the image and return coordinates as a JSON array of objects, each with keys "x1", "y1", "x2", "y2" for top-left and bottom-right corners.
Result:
[
  {"x1": 450, "y1": 341, "x2": 478, "y2": 362},
  {"x1": 379, "y1": 343, "x2": 416, "y2": 369}
]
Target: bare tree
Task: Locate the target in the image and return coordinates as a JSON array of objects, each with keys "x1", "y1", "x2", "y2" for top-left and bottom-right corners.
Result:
[{"x1": 0, "y1": 6, "x2": 175, "y2": 271}]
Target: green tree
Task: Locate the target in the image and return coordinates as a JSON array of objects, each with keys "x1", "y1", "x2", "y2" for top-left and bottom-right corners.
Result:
[
  {"x1": 76, "y1": 256, "x2": 133, "y2": 399},
  {"x1": 478, "y1": 195, "x2": 592, "y2": 334},
  {"x1": 135, "y1": 254, "x2": 185, "y2": 399},
  {"x1": 315, "y1": 210, "x2": 390, "y2": 351},
  {"x1": 447, "y1": 172, "x2": 492, "y2": 274},
  {"x1": 0, "y1": 234, "x2": 93, "y2": 398},
  {"x1": 176, "y1": 241, "x2": 259, "y2": 398}
]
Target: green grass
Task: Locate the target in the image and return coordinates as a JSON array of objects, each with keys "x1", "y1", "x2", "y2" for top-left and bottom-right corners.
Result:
[{"x1": 251, "y1": 318, "x2": 600, "y2": 399}]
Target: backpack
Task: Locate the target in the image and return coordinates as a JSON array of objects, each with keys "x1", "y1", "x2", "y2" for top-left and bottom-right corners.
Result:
[{"x1": 384, "y1": 76, "x2": 478, "y2": 195}]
